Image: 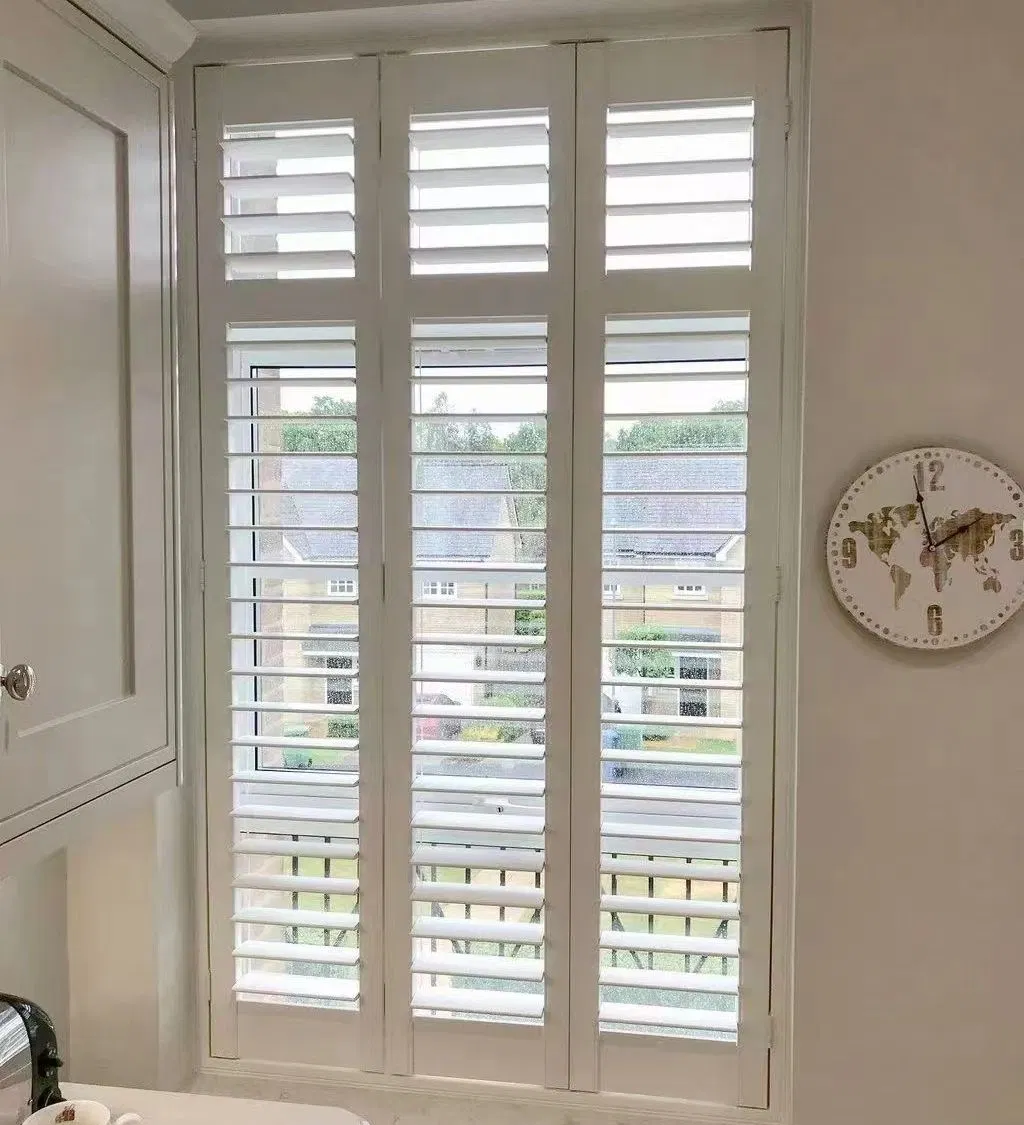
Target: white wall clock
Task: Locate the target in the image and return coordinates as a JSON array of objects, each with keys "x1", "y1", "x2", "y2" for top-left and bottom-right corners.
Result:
[{"x1": 827, "y1": 447, "x2": 1024, "y2": 648}]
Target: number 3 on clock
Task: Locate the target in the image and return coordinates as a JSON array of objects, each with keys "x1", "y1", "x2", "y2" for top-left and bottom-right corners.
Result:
[{"x1": 1011, "y1": 528, "x2": 1024, "y2": 562}]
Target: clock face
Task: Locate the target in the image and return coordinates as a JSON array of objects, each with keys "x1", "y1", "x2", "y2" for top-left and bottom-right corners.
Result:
[{"x1": 827, "y1": 447, "x2": 1024, "y2": 648}]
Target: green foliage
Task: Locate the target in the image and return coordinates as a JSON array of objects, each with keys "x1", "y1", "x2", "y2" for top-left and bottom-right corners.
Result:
[
  {"x1": 612, "y1": 624, "x2": 676, "y2": 679},
  {"x1": 283, "y1": 396, "x2": 357, "y2": 453},
  {"x1": 486, "y1": 689, "x2": 543, "y2": 743},
  {"x1": 513, "y1": 586, "x2": 546, "y2": 636},
  {"x1": 327, "y1": 717, "x2": 359, "y2": 740},
  {"x1": 610, "y1": 403, "x2": 745, "y2": 454}
]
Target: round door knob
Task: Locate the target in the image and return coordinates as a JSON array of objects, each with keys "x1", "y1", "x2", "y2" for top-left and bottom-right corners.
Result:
[{"x1": 1, "y1": 664, "x2": 35, "y2": 702}]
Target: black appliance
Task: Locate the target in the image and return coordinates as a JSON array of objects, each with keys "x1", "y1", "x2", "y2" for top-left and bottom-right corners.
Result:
[{"x1": 0, "y1": 997, "x2": 63, "y2": 1125}]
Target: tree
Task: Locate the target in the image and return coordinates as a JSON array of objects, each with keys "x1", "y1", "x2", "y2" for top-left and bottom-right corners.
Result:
[
  {"x1": 609, "y1": 398, "x2": 745, "y2": 453},
  {"x1": 612, "y1": 624, "x2": 675, "y2": 679},
  {"x1": 282, "y1": 395, "x2": 356, "y2": 452}
]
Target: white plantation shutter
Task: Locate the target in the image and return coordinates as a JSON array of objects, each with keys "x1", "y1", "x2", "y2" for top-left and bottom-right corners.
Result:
[
  {"x1": 197, "y1": 58, "x2": 384, "y2": 1071},
  {"x1": 381, "y1": 45, "x2": 575, "y2": 1086},
  {"x1": 198, "y1": 31, "x2": 790, "y2": 1104},
  {"x1": 570, "y1": 33, "x2": 787, "y2": 1104}
]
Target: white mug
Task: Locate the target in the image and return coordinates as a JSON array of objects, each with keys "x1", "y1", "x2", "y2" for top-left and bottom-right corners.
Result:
[{"x1": 24, "y1": 1100, "x2": 141, "y2": 1125}]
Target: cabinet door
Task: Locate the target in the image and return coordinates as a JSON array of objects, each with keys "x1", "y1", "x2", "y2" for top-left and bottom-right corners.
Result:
[{"x1": 0, "y1": 0, "x2": 173, "y2": 842}]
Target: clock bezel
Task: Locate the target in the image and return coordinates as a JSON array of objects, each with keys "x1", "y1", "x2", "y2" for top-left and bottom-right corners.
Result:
[{"x1": 826, "y1": 446, "x2": 1024, "y2": 650}]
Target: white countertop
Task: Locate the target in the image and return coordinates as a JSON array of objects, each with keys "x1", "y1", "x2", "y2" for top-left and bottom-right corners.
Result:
[{"x1": 64, "y1": 1085, "x2": 366, "y2": 1125}]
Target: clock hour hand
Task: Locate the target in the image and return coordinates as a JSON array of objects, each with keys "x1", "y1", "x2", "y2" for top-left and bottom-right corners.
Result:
[
  {"x1": 914, "y1": 476, "x2": 935, "y2": 551},
  {"x1": 932, "y1": 514, "x2": 985, "y2": 550}
]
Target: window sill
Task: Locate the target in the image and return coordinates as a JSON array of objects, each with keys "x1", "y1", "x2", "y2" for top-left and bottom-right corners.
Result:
[{"x1": 195, "y1": 1060, "x2": 783, "y2": 1125}]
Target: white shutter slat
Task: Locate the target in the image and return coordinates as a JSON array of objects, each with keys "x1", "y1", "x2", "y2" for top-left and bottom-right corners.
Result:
[
  {"x1": 234, "y1": 873, "x2": 360, "y2": 896},
  {"x1": 413, "y1": 988, "x2": 543, "y2": 1019},
  {"x1": 223, "y1": 133, "x2": 354, "y2": 160},
  {"x1": 235, "y1": 972, "x2": 360, "y2": 1003},
  {"x1": 412, "y1": 845, "x2": 544, "y2": 872},
  {"x1": 413, "y1": 881, "x2": 544, "y2": 909},
  {"x1": 233, "y1": 839, "x2": 359, "y2": 862},
  {"x1": 235, "y1": 940, "x2": 360, "y2": 967},
  {"x1": 226, "y1": 250, "x2": 355, "y2": 277},
  {"x1": 601, "y1": 856, "x2": 738, "y2": 882},
  {"x1": 414, "y1": 952, "x2": 544, "y2": 982},
  {"x1": 221, "y1": 171, "x2": 354, "y2": 198},
  {"x1": 413, "y1": 775, "x2": 545, "y2": 798},
  {"x1": 601, "y1": 894, "x2": 738, "y2": 921},
  {"x1": 413, "y1": 917, "x2": 543, "y2": 945},
  {"x1": 600, "y1": 1003, "x2": 736, "y2": 1033},
  {"x1": 233, "y1": 907, "x2": 359, "y2": 931},
  {"x1": 413, "y1": 739, "x2": 544, "y2": 761},
  {"x1": 600, "y1": 967, "x2": 738, "y2": 994},
  {"x1": 601, "y1": 930, "x2": 738, "y2": 958},
  {"x1": 223, "y1": 212, "x2": 356, "y2": 237}
]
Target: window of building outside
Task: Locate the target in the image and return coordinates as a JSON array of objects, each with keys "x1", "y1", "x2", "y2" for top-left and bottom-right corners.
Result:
[
  {"x1": 199, "y1": 27, "x2": 791, "y2": 1110},
  {"x1": 422, "y1": 581, "x2": 458, "y2": 598}
]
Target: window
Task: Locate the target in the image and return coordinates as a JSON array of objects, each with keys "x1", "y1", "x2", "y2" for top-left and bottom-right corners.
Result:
[
  {"x1": 421, "y1": 580, "x2": 457, "y2": 598},
  {"x1": 198, "y1": 31, "x2": 790, "y2": 1108}
]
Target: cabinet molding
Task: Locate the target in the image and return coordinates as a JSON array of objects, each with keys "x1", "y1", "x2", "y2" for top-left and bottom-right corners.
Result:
[{"x1": 67, "y1": 0, "x2": 196, "y2": 70}]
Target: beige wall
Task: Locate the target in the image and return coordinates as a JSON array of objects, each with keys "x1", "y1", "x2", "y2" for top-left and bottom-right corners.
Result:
[
  {"x1": 795, "y1": 2, "x2": 1024, "y2": 1123},
  {"x1": 0, "y1": 854, "x2": 70, "y2": 1059}
]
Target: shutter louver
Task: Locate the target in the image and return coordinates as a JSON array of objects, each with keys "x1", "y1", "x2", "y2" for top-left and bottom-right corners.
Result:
[
  {"x1": 228, "y1": 323, "x2": 362, "y2": 1009},
  {"x1": 222, "y1": 121, "x2": 356, "y2": 280},
  {"x1": 409, "y1": 321, "x2": 548, "y2": 1024},
  {"x1": 409, "y1": 112, "x2": 550, "y2": 275},
  {"x1": 599, "y1": 314, "x2": 747, "y2": 1038},
  {"x1": 605, "y1": 102, "x2": 753, "y2": 272}
]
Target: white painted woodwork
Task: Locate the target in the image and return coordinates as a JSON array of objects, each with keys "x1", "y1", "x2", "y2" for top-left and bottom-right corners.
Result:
[{"x1": 0, "y1": 0, "x2": 173, "y2": 847}]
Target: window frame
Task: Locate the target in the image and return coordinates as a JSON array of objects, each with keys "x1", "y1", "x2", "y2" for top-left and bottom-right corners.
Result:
[{"x1": 187, "y1": 20, "x2": 803, "y2": 1117}]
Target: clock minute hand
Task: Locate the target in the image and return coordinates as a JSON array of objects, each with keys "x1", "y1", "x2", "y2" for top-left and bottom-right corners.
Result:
[
  {"x1": 914, "y1": 477, "x2": 935, "y2": 550},
  {"x1": 932, "y1": 514, "x2": 985, "y2": 550}
]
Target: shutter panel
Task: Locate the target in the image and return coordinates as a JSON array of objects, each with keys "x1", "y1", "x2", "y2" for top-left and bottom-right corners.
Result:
[
  {"x1": 410, "y1": 321, "x2": 548, "y2": 1027},
  {"x1": 381, "y1": 45, "x2": 575, "y2": 1087},
  {"x1": 409, "y1": 111, "x2": 549, "y2": 275},
  {"x1": 606, "y1": 103, "x2": 753, "y2": 271},
  {"x1": 222, "y1": 122, "x2": 356, "y2": 280},
  {"x1": 598, "y1": 315, "x2": 745, "y2": 1038},
  {"x1": 227, "y1": 324, "x2": 362, "y2": 1009},
  {"x1": 197, "y1": 58, "x2": 383, "y2": 1071},
  {"x1": 572, "y1": 33, "x2": 788, "y2": 1103}
]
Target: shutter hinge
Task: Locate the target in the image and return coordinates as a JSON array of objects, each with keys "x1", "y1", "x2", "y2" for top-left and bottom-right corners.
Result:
[
  {"x1": 199, "y1": 559, "x2": 207, "y2": 593},
  {"x1": 784, "y1": 98, "x2": 792, "y2": 140},
  {"x1": 191, "y1": 129, "x2": 198, "y2": 164},
  {"x1": 749, "y1": 1013, "x2": 775, "y2": 1051},
  {"x1": 774, "y1": 566, "x2": 783, "y2": 604}
]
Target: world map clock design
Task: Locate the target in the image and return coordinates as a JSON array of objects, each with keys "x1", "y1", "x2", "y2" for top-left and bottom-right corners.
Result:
[{"x1": 827, "y1": 447, "x2": 1024, "y2": 648}]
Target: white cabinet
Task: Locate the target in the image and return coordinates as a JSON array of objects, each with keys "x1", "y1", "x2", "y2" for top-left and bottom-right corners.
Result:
[{"x1": 0, "y1": 0, "x2": 176, "y2": 859}]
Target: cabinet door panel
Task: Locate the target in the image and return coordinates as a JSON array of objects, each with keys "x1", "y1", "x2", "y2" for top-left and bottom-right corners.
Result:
[{"x1": 0, "y1": 0, "x2": 172, "y2": 840}]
